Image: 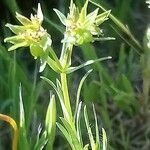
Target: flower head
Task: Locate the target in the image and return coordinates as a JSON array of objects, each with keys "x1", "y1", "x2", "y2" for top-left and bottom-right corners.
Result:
[
  {"x1": 4, "y1": 3, "x2": 52, "y2": 59},
  {"x1": 54, "y1": 0, "x2": 110, "y2": 45}
]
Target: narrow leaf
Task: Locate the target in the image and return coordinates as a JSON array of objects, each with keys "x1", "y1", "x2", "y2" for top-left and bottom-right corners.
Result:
[
  {"x1": 4, "y1": 35, "x2": 25, "y2": 45},
  {"x1": 93, "y1": 105, "x2": 100, "y2": 149},
  {"x1": 37, "y1": 3, "x2": 43, "y2": 23},
  {"x1": 53, "y1": 9, "x2": 67, "y2": 25},
  {"x1": 76, "y1": 102, "x2": 83, "y2": 146},
  {"x1": 96, "y1": 10, "x2": 111, "y2": 25},
  {"x1": 84, "y1": 106, "x2": 95, "y2": 149},
  {"x1": 57, "y1": 123, "x2": 74, "y2": 149},
  {"x1": 79, "y1": 0, "x2": 89, "y2": 23},
  {"x1": 60, "y1": 118, "x2": 82, "y2": 149},
  {"x1": 47, "y1": 56, "x2": 61, "y2": 73},
  {"x1": 47, "y1": 47, "x2": 62, "y2": 69},
  {"x1": 8, "y1": 42, "x2": 28, "y2": 51},
  {"x1": 16, "y1": 12, "x2": 31, "y2": 25},
  {"x1": 102, "y1": 128, "x2": 107, "y2": 150},
  {"x1": 85, "y1": 8, "x2": 99, "y2": 26},
  {"x1": 74, "y1": 69, "x2": 92, "y2": 120},
  {"x1": 45, "y1": 94, "x2": 56, "y2": 150},
  {"x1": 5, "y1": 23, "x2": 25, "y2": 34},
  {"x1": 67, "y1": 56, "x2": 112, "y2": 74}
]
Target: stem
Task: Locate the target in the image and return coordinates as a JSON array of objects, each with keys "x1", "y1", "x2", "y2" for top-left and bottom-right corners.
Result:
[
  {"x1": 60, "y1": 42, "x2": 67, "y2": 63},
  {"x1": 0, "y1": 114, "x2": 18, "y2": 150},
  {"x1": 60, "y1": 73, "x2": 73, "y2": 125},
  {"x1": 60, "y1": 42, "x2": 73, "y2": 70},
  {"x1": 46, "y1": 142, "x2": 53, "y2": 150}
]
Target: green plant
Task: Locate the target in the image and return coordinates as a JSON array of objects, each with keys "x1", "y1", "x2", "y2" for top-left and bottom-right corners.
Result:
[
  {"x1": 80, "y1": 1, "x2": 150, "y2": 149},
  {"x1": 1, "y1": 0, "x2": 112, "y2": 149}
]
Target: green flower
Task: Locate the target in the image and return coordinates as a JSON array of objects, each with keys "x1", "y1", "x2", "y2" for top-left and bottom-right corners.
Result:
[
  {"x1": 54, "y1": 0, "x2": 110, "y2": 45},
  {"x1": 4, "y1": 3, "x2": 52, "y2": 59}
]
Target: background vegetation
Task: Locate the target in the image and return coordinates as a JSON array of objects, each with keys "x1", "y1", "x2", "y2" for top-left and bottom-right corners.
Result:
[{"x1": 0, "y1": 0, "x2": 149, "y2": 149}]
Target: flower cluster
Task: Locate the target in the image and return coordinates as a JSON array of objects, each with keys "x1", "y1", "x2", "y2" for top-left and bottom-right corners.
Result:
[
  {"x1": 54, "y1": 0, "x2": 110, "y2": 45},
  {"x1": 4, "y1": 3, "x2": 51, "y2": 59}
]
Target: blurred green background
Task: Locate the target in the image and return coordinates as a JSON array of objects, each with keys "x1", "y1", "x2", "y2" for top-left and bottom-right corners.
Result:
[{"x1": 0, "y1": 0, "x2": 150, "y2": 150}]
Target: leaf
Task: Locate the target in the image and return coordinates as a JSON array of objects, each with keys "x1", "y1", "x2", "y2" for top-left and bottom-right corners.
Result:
[
  {"x1": 47, "y1": 47, "x2": 62, "y2": 69},
  {"x1": 96, "y1": 10, "x2": 111, "y2": 25},
  {"x1": 16, "y1": 12, "x2": 31, "y2": 25},
  {"x1": 46, "y1": 56, "x2": 62, "y2": 73},
  {"x1": 67, "y1": 56, "x2": 112, "y2": 73},
  {"x1": 45, "y1": 95, "x2": 56, "y2": 134},
  {"x1": 85, "y1": 8, "x2": 99, "y2": 27},
  {"x1": 79, "y1": 0, "x2": 89, "y2": 23},
  {"x1": 45, "y1": 94, "x2": 56, "y2": 149},
  {"x1": 57, "y1": 122, "x2": 75, "y2": 149},
  {"x1": 37, "y1": 3, "x2": 43, "y2": 23},
  {"x1": 76, "y1": 102, "x2": 83, "y2": 146},
  {"x1": 53, "y1": 9, "x2": 67, "y2": 25},
  {"x1": 19, "y1": 84, "x2": 29, "y2": 150},
  {"x1": 74, "y1": 69, "x2": 92, "y2": 119},
  {"x1": 8, "y1": 41, "x2": 28, "y2": 51},
  {"x1": 93, "y1": 105, "x2": 100, "y2": 149},
  {"x1": 41, "y1": 76, "x2": 70, "y2": 120},
  {"x1": 4, "y1": 35, "x2": 25, "y2": 44},
  {"x1": 5, "y1": 23, "x2": 25, "y2": 34},
  {"x1": 84, "y1": 106, "x2": 95, "y2": 149},
  {"x1": 56, "y1": 79, "x2": 63, "y2": 100},
  {"x1": 102, "y1": 128, "x2": 107, "y2": 150},
  {"x1": 33, "y1": 128, "x2": 47, "y2": 150},
  {"x1": 83, "y1": 144, "x2": 89, "y2": 150},
  {"x1": 94, "y1": 37, "x2": 115, "y2": 41},
  {"x1": 40, "y1": 77, "x2": 58, "y2": 95},
  {"x1": 60, "y1": 118, "x2": 83, "y2": 149},
  {"x1": 19, "y1": 84, "x2": 25, "y2": 128}
]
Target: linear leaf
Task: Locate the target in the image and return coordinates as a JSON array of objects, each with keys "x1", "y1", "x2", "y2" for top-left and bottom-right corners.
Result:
[
  {"x1": 102, "y1": 128, "x2": 107, "y2": 150},
  {"x1": 53, "y1": 9, "x2": 67, "y2": 25},
  {"x1": 74, "y1": 69, "x2": 92, "y2": 120},
  {"x1": 60, "y1": 118, "x2": 82, "y2": 150},
  {"x1": 57, "y1": 123, "x2": 74, "y2": 149},
  {"x1": 76, "y1": 102, "x2": 83, "y2": 145},
  {"x1": 84, "y1": 106, "x2": 95, "y2": 149},
  {"x1": 67, "y1": 56, "x2": 112, "y2": 74}
]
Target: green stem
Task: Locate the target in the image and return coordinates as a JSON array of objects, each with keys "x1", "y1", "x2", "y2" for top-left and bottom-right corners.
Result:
[
  {"x1": 46, "y1": 142, "x2": 53, "y2": 150},
  {"x1": 60, "y1": 73, "x2": 73, "y2": 125},
  {"x1": 60, "y1": 43, "x2": 73, "y2": 70}
]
